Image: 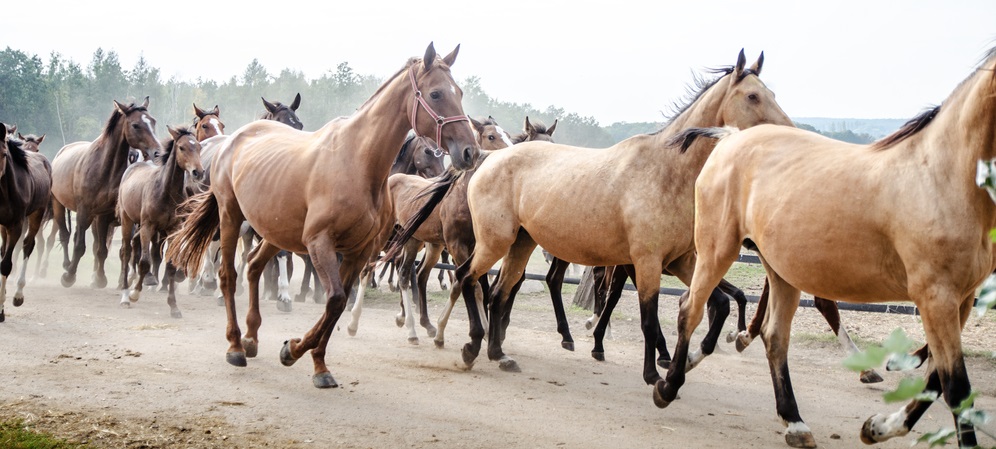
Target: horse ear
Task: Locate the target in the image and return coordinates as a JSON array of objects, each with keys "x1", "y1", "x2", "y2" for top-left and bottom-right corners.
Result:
[
  {"x1": 524, "y1": 116, "x2": 536, "y2": 136},
  {"x1": 290, "y1": 93, "x2": 302, "y2": 111},
  {"x1": 546, "y1": 119, "x2": 558, "y2": 137},
  {"x1": 470, "y1": 117, "x2": 484, "y2": 133},
  {"x1": 210, "y1": 105, "x2": 220, "y2": 116},
  {"x1": 37, "y1": 134, "x2": 45, "y2": 144},
  {"x1": 167, "y1": 125, "x2": 180, "y2": 140},
  {"x1": 733, "y1": 48, "x2": 747, "y2": 79},
  {"x1": 442, "y1": 44, "x2": 460, "y2": 67},
  {"x1": 423, "y1": 42, "x2": 437, "y2": 71},
  {"x1": 261, "y1": 97, "x2": 278, "y2": 114},
  {"x1": 141, "y1": 96, "x2": 150, "y2": 109},
  {"x1": 113, "y1": 100, "x2": 128, "y2": 115},
  {"x1": 17, "y1": 132, "x2": 25, "y2": 140},
  {"x1": 750, "y1": 52, "x2": 764, "y2": 76},
  {"x1": 6, "y1": 124, "x2": 15, "y2": 134},
  {"x1": 193, "y1": 103, "x2": 207, "y2": 118}
]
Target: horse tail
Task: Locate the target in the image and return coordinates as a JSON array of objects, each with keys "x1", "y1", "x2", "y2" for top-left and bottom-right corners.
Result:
[
  {"x1": 380, "y1": 169, "x2": 460, "y2": 264},
  {"x1": 666, "y1": 126, "x2": 739, "y2": 153},
  {"x1": 165, "y1": 191, "x2": 220, "y2": 275}
]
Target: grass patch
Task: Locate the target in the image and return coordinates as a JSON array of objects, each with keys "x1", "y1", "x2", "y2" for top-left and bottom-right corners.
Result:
[{"x1": 0, "y1": 419, "x2": 81, "y2": 449}]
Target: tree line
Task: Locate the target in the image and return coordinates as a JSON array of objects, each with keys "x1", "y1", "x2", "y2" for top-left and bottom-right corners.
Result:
[{"x1": 0, "y1": 46, "x2": 662, "y2": 158}]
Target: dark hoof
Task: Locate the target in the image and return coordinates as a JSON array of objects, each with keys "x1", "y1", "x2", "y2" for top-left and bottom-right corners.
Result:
[
  {"x1": 561, "y1": 340, "x2": 575, "y2": 351},
  {"x1": 434, "y1": 339, "x2": 444, "y2": 349},
  {"x1": 204, "y1": 280, "x2": 217, "y2": 291},
  {"x1": 143, "y1": 274, "x2": 158, "y2": 286},
  {"x1": 785, "y1": 430, "x2": 817, "y2": 448},
  {"x1": 313, "y1": 372, "x2": 338, "y2": 389},
  {"x1": 726, "y1": 331, "x2": 737, "y2": 343},
  {"x1": 498, "y1": 358, "x2": 521, "y2": 372},
  {"x1": 242, "y1": 338, "x2": 258, "y2": 358},
  {"x1": 280, "y1": 340, "x2": 299, "y2": 367},
  {"x1": 408, "y1": 337, "x2": 420, "y2": 345},
  {"x1": 170, "y1": 308, "x2": 182, "y2": 319},
  {"x1": 226, "y1": 351, "x2": 247, "y2": 367},
  {"x1": 61, "y1": 272, "x2": 76, "y2": 287},
  {"x1": 0, "y1": 309, "x2": 5, "y2": 322},
  {"x1": 425, "y1": 326, "x2": 437, "y2": 339},
  {"x1": 652, "y1": 380, "x2": 672, "y2": 409},
  {"x1": 657, "y1": 358, "x2": 671, "y2": 369},
  {"x1": 276, "y1": 300, "x2": 292, "y2": 313},
  {"x1": 13, "y1": 296, "x2": 23, "y2": 307},
  {"x1": 860, "y1": 369, "x2": 885, "y2": 384},
  {"x1": 215, "y1": 296, "x2": 225, "y2": 307},
  {"x1": 294, "y1": 292, "x2": 308, "y2": 303},
  {"x1": 395, "y1": 315, "x2": 405, "y2": 327},
  {"x1": 591, "y1": 351, "x2": 605, "y2": 362},
  {"x1": 461, "y1": 344, "x2": 478, "y2": 369}
]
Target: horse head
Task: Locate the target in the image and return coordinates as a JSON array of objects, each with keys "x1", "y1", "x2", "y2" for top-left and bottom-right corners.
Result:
[
  {"x1": 407, "y1": 42, "x2": 479, "y2": 171},
  {"x1": 17, "y1": 133, "x2": 44, "y2": 153},
  {"x1": 513, "y1": 117, "x2": 558, "y2": 144},
  {"x1": 192, "y1": 103, "x2": 225, "y2": 141},
  {"x1": 115, "y1": 96, "x2": 162, "y2": 160},
  {"x1": 166, "y1": 125, "x2": 204, "y2": 181},
  {"x1": 715, "y1": 49, "x2": 792, "y2": 129},
  {"x1": 261, "y1": 94, "x2": 303, "y2": 130},
  {"x1": 410, "y1": 136, "x2": 446, "y2": 178},
  {"x1": 471, "y1": 116, "x2": 514, "y2": 150}
]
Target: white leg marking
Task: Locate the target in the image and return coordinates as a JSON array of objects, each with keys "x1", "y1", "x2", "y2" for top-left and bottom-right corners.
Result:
[
  {"x1": 435, "y1": 288, "x2": 458, "y2": 346},
  {"x1": 402, "y1": 288, "x2": 418, "y2": 343},
  {"x1": 276, "y1": 254, "x2": 290, "y2": 303},
  {"x1": 348, "y1": 272, "x2": 368, "y2": 334},
  {"x1": 14, "y1": 253, "x2": 28, "y2": 300},
  {"x1": 686, "y1": 349, "x2": 704, "y2": 371},
  {"x1": 865, "y1": 408, "x2": 910, "y2": 442}
]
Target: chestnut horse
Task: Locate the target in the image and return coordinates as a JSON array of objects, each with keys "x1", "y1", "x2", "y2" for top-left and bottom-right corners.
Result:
[
  {"x1": 51, "y1": 98, "x2": 162, "y2": 289},
  {"x1": 656, "y1": 48, "x2": 996, "y2": 449},
  {"x1": 192, "y1": 104, "x2": 224, "y2": 141},
  {"x1": 444, "y1": 51, "x2": 791, "y2": 378},
  {"x1": 117, "y1": 126, "x2": 203, "y2": 317},
  {"x1": 0, "y1": 127, "x2": 52, "y2": 322},
  {"x1": 167, "y1": 43, "x2": 479, "y2": 388}
]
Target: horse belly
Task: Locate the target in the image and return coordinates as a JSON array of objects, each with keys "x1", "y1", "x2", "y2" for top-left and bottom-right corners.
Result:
[{"x1": 50, "y1": 142, "x2": 88, "y2": 211}]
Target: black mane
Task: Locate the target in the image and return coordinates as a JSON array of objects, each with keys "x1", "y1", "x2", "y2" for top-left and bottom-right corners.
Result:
[
  {"x1": 870, "y1": 106, "x2": 940, "y2": 151},
  {"x1": 651, "y1": 66, "x2": 759, "y2": 135},
  {"x1": 395, "y1": 134, "x2": 418, "y2": 165},
  {"x1": 4, "y1": 137, "x2": 29, "y2": 169}
]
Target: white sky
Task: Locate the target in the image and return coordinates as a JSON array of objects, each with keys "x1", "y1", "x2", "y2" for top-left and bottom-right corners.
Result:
[{"x1": 5, "y1": 1, "x2": 995, "y2": 124}]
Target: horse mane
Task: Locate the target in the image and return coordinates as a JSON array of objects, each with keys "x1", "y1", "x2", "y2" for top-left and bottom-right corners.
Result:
[
  {"x1": 652, "y1": 66, "x2": 758, "y2": 134},
  {"x1": 4, "y1": 137, "x2": 30, "y2": 168},
  {"x1": 156, "y1": 127, "x2": 195, "y2": 165},
  {"x1": 869, "y1": 106, "x2": 940, "y2": 151},
  {"x1": 394, "y1": 134, "x2": 418, "y2": 165}
]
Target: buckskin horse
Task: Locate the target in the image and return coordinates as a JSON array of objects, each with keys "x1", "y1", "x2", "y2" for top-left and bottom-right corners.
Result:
[
  {"x1": 167, "y1": 43, "x2": 479, "y2": 389},
  {"x1": 655, "y1": 47, "x2": 996, "y2": 449}
]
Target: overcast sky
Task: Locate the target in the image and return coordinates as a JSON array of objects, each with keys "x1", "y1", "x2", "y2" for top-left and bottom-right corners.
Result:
[{"x1": 5, "y1": 1, "x2": 995, "y2": 124}]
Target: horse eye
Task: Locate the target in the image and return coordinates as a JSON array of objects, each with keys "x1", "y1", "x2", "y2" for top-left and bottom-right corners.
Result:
[
  {"x1": 429, "y1": 91, "x2": 442, "y2": 100},
  {"x1": 202, "y1": 124, "x2": 209, "y2": 129},
  {"x1": 748, "y1": 93, "x2": 759, "y2": 102},
  {"x1": 132, "y1": 124, "x2": 141, "y2": 129},
  {"x1": 488, "y1": 135, "x2": 495, "y2": 141}
]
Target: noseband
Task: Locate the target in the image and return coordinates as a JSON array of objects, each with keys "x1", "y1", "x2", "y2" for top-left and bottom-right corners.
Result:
[{"x1": 408, "y1": 65, "x2": 468, "y2": 157}]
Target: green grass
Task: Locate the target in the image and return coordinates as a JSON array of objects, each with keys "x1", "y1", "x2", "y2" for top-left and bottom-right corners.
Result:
[{"x1": 0, "y1": 419, "x2": 81, "y2": 449}]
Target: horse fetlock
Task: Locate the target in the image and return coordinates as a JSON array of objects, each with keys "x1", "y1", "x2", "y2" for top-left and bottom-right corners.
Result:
[{"x1": 686, "y1": 349, "x2": 704, "y2": 372}]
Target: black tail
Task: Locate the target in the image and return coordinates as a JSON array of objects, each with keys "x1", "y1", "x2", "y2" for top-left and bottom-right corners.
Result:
[
  {"x1": 665, "y1": 127, "x2": 736, "y2": 153},
  {"x1": 381, "y1": 169, "x2": 460, "y2": 263}
]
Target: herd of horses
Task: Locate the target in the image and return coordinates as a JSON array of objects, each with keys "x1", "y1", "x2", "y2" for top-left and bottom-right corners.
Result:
[{"x1": 1, "y1": 42, "x2": 993, "y2": 448}]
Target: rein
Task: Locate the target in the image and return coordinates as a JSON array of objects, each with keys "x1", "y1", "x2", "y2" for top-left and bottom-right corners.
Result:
[{"x1": 408, "y1": 65, "x2": 468, "y2": 157}]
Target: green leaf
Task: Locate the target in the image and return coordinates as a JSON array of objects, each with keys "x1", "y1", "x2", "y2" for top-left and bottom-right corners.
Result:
[
  {"x1": 977, "y1": 275, "x2": 996, "y2": 317},
  {"x1": 953, "y1": 391, "x2": 979, "y2": 415},
  {"x1": 959, "y1": 408, "x2": 991, "y2": 427},
  {"x1": 882, "y1": 377, "x2": 927, "y2": 403},
  {"x1": 915, "y1": 428, "x2": 957, "y2": 447},
  {"x1": 881, "y1": 328, "x2": 915, "y2": 354},
  {"x1": 842, "y1": 346, "x2": 888, "y2": 372},
  {"x1": 989, "y1": 228, "x2": 996, "y2": 242}
]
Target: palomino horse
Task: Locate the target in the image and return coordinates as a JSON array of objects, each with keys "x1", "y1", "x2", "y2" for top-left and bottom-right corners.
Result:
[
  {"x1": 116, "y1": 126, "x2": 203, "y2": 318},
  {"x1": 438, "y1": 51, "x2": 791, "y2": 378},
  {"x1": 51, "y1": 97, "x2": 162, "y2": 289},
  {"x1": 0, "y1": 127, "x2": 52, "y2": 322},
  {"x1": 655, "y1": 48, "x2": 996, "y2": 449},
  {"x1": 167, "y1": 43, "x2": 479, "y2": 388}
]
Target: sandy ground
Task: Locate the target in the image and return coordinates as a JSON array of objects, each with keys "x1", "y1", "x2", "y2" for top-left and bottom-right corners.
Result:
[{"x1": 1, "y1": 255, "x2": 995, "y2": 449}]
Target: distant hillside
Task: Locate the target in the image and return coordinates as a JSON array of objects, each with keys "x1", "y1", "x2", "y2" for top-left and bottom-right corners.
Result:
[{"x1": 792, "y1": 117, "x2": 907, "y2": 139}]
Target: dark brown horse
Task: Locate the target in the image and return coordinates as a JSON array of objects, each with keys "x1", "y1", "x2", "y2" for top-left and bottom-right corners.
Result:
[
  {"x1": 0, "y1": 126, "x2": 53, "y2": 322},
  {"x1": 14, "y1": 132, "x2": 58, "y2": 278},
  {"x1": 116, "y1": 126, "x2": 203, "y2": 318},
  {"x1": 51, "y1": 97, "x2": 162, "y2": 289},
  {"x1": 167, "y1": 43, "x2": 479, "y2": 389}
]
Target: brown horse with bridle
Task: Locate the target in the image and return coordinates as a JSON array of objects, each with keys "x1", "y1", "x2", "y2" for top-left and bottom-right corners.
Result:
[
  {"x1": 167, "y1": 43, "x2": 480, "y2": 389},
  {"x1": 51, "y1": 97, "x2": 162, "y2": 289},
  {"x1": 656, "y1": 47, "x2": 996, "y2": 449},
  {"x1": 0, "y1": 125, "x2": 52, "y2": 322}
]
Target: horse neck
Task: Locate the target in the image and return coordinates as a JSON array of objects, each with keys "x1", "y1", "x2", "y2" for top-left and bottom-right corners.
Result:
[
  {"x1": 156, "y1": 147, "x2": 188, "y2": 204},
  {"x1": 654, "y1": 81, "x2": 730, "y2": 170},
  {"x1": 95, "y1": 123, "x2": 134, "y2": 184}
]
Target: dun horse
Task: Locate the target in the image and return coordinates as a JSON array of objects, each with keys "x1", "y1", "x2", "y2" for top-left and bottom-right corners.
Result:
[
  {"x1": 654, "y1": 48, "x2": 996, "y2": 449},
  {"x1": 167, "y1": 43, "x2": 479, "y2": 388},
  {"x1": 427, "y1": 51, "x2": 791, "y2": 379},
  {"x1": 51, "y1": 98, "x2": 162, "y2": 289},
  {"x1": 0, "y1": 126, "x2": 53, "y2": 322},
  {"x1": 117, "y1": 126, "x2": 203, "y2": 318}
]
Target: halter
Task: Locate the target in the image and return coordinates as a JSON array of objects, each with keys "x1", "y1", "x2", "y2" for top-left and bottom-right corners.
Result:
[{"x1": 408, "y1": 64, "x2": 469, "y2": 157}]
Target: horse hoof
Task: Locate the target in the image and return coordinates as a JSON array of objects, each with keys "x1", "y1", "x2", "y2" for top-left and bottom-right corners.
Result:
[
  {"x1": 498, "y1": 358, "x2": 521, "y2": 373},
  {"x1": 0, "y1": 310, "x2": 5, "y2": 322},
  {"x1": 119, "y1": 302, "x2": 131, "y2": 309},
  {"x1": 129, "y1": 290, "x2": 140, "y2": 302},
  {"x1": 735, "y1": 333, "x2": 751, "y2": 353},
  {"x1": 726, "y1": 331, "x2": 737, "y2": 343},
  {"x1": 276, "y1": 300, "x2": 292, "y2": 313},
  {"x1": 13, "y1": 296, "x2": 23, "y2": 307},
  {"x1": 652, "y1": 380, "x2": 672, "y2": 409},
  {"x1": 584, "y1": 320, "x2": 594, "y2": 330},
  {"x1": 174, "y1": 271, "x2": 186, "y2": 283},
  {"x1": 785, "y1": 430, "x2": 817, "y2": 448},
  {"x1": 461, "y1": 344, "x2": 478, "y2": 369},
  {"x1": 313, "y1": 372, "x2": 338, "y2": 389},
  {"x1": 591, "y1": 351, "x2": 605, "y2": 362},
  {"x1": 657, "y1": 358, "x2": 671, "y2": 369},
  {"x1": 215, "y1": 296, "x2": 225, "y2": 307},
  {"x1": 294, "y1": 293, "x2": 307, "y2": 303},
  {"x1": 280, "y1": 340, "x2": 299, "y2": 367},
  {"x1": 860, "y1": 370, "x2": 885, "y2": 384},
  {"x1": 388, "y1": 284, "x2": 398, "y2": 293},
  {"x1": 204, "y1": 280, "x2": 217, "y2": 291},
  {"x1": 61, "y1": 273, "x2": 76, "y2": 287},
  {"x1": 561, "y1": 341, "x2": 574, "y2": 351},
  {"x1": 90, "y1": 280, "x2": 107, "y2": 289},
  {"x1": 425, "y1": 326, "x2": 437, "y2": 339},
  {"x1": 170, "y1": 308, "x2": 182, "y2": 319},
  {"x1": 440, "y1": 282, "x2": 448, "y2": 291},
  {"x1": 143, "y1": 274, "x2": 158, "y2": 286},
  {"x1": 434, "y1": 339, "x2": 444, "y2": 349},
  {"x1": 347, "y1": 326, "x2": 357, "y2": 337},
  {"x1": 242, "y1": 338, "x2": 258, "y2": 358},
  {"x1": 395, "y1": 315, "x2": 405, "y2": 327},
  {"x1": 226, "y1": 351, "x2": 247, "y2": 367},
  {"x1": 408, "y1": 337, "x2": 420, "y2": 345}
]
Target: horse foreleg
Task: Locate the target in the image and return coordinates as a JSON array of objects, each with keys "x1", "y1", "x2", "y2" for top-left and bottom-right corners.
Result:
[
  {"x1": 591, "y1": 266, "x2": 628, "y2": 361},
  {"x1": 89, "y1": 214, "x2": 113, "y2": 289},
  {"x1": 62, "y1": 209, "x2": 94, "y2": 288},
  {"x1": 813, "y1": 296, "x2": 884, "y2": 383},
  {"x1": 416, "y1": 243, "x2": 443, "y2": 339},
  {"x1": 117, "y1": 219, "x2": 136, "y2": 306},
  {"x1": 545, "y1": 257, "x2": 574, "y2": 351},
  {"x1": 14, "y1": 211, "x2": 43, "y2": 307},
  {"x1": 164, "y1": 261, "x2": 182, "y2": 318}
]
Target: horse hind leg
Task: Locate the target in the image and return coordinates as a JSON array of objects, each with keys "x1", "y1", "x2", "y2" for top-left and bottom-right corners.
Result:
[
  {"x1": 485, "y1": 231, "x2": 538, "y2": 372},
  {"x1": 415, "y1": 243, "x2": 443, "y2": 339},
  {"x1": 242, "y1": 240, "x2": 282, "y2": 358},
  {"x1": 165, "y1": 262, "x2": 182, "y2": 318},
  {"x1": 274, "y1": 250, "x2": 293, "y2": 312},
  {"x1": 812, "y1": 296, "x2": 884, "y2": 383},
  {"x1": 545, "y1": 257, "x2": 574, "y2": 351},
  {"x1": 14, "y1": 213, "x2": 41, "y2": 307}
]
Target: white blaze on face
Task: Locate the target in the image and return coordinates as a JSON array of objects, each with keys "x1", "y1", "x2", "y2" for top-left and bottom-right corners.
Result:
[
  {"x1": 449, "y1": 83, "x2": 458, "y2": 96},
  {"x1": 495, "y1": 126, "x2": 514, "y2": 147},
  {"x1": 141, "y1": 114, "x2": 156, "y2": 138},
  {"x1": 209, "y1": 118, "x2": 223, "y2": 136}
]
